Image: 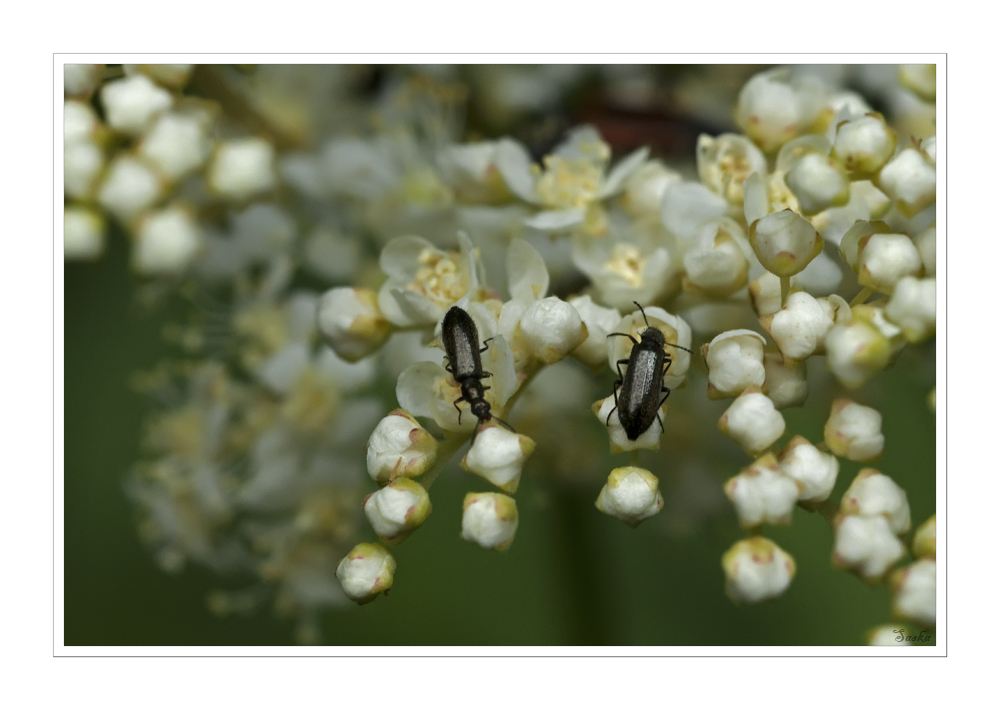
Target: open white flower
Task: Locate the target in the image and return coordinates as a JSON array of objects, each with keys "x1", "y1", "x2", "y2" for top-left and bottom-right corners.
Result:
[
  {"x1": 595, "y1": 466, "x2": 664, "y2": 527},
  {"x1": 377, "y1": 233, "x2": 481, "y2": 327},
  {"x1": 572, "y1": 236, "x2": 673, "y2": 311},
  {"x1": 696, "y1": 133, "x2": 767, "y2": 207},
  {"x1": 593, "y1": 395, "x2": 665, "y2": 452},
  {"x1": 495, "y1": 125, "x2": 649, "y2": 233}
]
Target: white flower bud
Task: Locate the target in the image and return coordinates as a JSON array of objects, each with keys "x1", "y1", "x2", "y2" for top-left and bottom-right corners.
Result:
[
  {"x1": 839, "y1": 220, "x2": 891, "y2": 273},
  {"x1": 725, "y1": 453, "x2": 799, "y2": 527},
  {"x1": 702, "y1": 329, "x2": 766, "y2": 400},
  {"x1": 884, "y1": 276, "x2": 935, "y2": 343},
  {"x1": 363, "y1": 478, "x2": 432, "y2": 545},
  {"x1": 722, "y1": 537, "x2": 796, "y2": 604},
  {"x1": 785, "y1": 152, "x2": 850, "y2": 216},
  {"x1": 593, "y1": 396, "x2": 665, "y2": 453},
  {"x1": 139, "y1": 110, "x2": 213, "y2": 182},
  {"x1": 832, "y1": 114, "x2": 897, "y2": 177},
  {"x1": 64, "y1": 101, "x2": 99, "y2": 145},
  {"x1": 914, "y1": 225, "x2": 935, "y2": 277},
  {"x1": 100, "y1": 74, "x2": 173, "y2": 135},
  {"x1": 748, "y1": 272, "x2": 783, "y2": 318},
  {"x1": 878, "y1": 147, "x2": 936, "y2": 217},
  {"x1": 64, "y1": 140, "x2": 104, "y2": 201},
  {"x1": 749, "y1": 209, "x2": 824, "y2": 277},
  {"x1": 857, "y1": 233, "x2": 923, "y2": 294},
  {"x1": 735, "y1": 68, "x2": 826, "y2": 153},
  {"x1": 696, "y1": 133, "x2": 766, "y2": 206},
  {"x1": 64, "y1": 207, "x2": 106, "y2": 260},
  {"x1": 825, "y1": 399, "x2": 885, "y2": 462},
  {"x1": 97, "y1": 155, "x2": 164, "y2": 224},
  {"x1": 461, "y1": 425, "x2": 535, "y2": 493},
  {"x1": 621, "y1": 159, "x2": 682, "y2": 218},
  {"x1": 833, "y1": 514, "x2": 906, "y2": 581},
  {"x1": 208, "y1": 138, "x2": 277, "y2": 201},
  {"x1": 133, "y1": 206, "x2": 202, "y2": 275},
  {"x1": 841, "y1": 468, "x2": 911, "y2": 535},
  {"x1": 760, "y1": 291, "x2": 834, "y2": 362},
  {"x1": 912, "y1": 515, "x2": 936, "y2": 559},
  {"x1": 366, "y1": 409, "x2": 438, "y2": 485},
  {"x1": 778, "y1": 436, "x2": 838, "y2": 503},
  {"x1": 461, "y1": 492, "x2": 518, "y2": 551},
  {"x1": 682, "y1": 218, "x2": 752, "y2": 296},
  {"x1": 920, "y1": 136, "x2": 936, "y2": 166},
  {"x1": 718, "y1": 387, "x2": 785, "y2": 456},
  {"x1": 318, "y1": 287, "x2": 391, "y2": 362},
  {"x1": 595, "y1": 466, "x2": 664, "y2": 527},
  {"x1": 64, "y1": 63, "x2": 103, "y2": 97},
  {"x1": 762, "y1": 351, "x2": 808, "y2": 409},
  {"x1": 519, "y1": 296, "x2": 586, "y2": 364},
  {"x1": 899, "y1": 64, "x2": 935, "y2": 102},
  {"x1": 824, "y1": 316, "x2": 891, "y2": 389},
  {"x1": 568, "y1": 296, "x2": 622, "y2": 368},
  {"x1": 335, "y1": 542, "x2": 396, "y2": 605},
  {"x1": 890, "y1": 559, "x2": 936, "y2": 627}
]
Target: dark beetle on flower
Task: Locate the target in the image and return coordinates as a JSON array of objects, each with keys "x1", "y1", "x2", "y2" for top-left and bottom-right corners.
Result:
[
  {"x1": 442, "y1": 306, "x2": 514, "y2": 443},
  {"x1": 606, "y1": 302, "x2": 693, "y2": 440}
]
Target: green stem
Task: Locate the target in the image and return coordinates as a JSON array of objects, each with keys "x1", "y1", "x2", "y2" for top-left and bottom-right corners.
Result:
[
  {"x1": 780, "y1": 276, "x2": 791, "y2": 306},
  {"x1": 850, "y1": 286, "x2": 875, "y2": 307},
  {"x1": 418, "y1": 433, "x2": 469, "y2": 492}
]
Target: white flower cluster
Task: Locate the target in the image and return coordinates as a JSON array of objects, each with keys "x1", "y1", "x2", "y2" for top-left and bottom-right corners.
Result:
[{"x1": 67, "y1": 64, "x2": 935, "y2": 643}]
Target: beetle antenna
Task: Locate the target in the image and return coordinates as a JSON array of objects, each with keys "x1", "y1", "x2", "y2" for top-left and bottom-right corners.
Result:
[
  {"x1": 664, "y1": 342, "x2": 694, "y2": 354},
  {"x1": 492, "y1": 416, "x2": 516, "y2": 433},
  {"x1": 632, "y1": 301, "x2": 650, "y2": 328}
]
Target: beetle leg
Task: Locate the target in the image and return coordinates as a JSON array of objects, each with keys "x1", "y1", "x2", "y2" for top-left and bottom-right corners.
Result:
[
  {"x1": 479, "y1": 337, "x2": 494, "y2": 353},
  {"x1": 453, "y1": 396, "x2": 466, "y2": 424},
  {"x1": 615, "y1": 358, "x2": 629, "y2": 381},
  {"x1": 481, "y1": 370, "x2": 492, "y2": 379},
  {"x1": 606, "y1": 380, "x2": 621, "y2": 427},
  {"x1": 654, "y1": 387, "x2": 672, "y2": 432}
]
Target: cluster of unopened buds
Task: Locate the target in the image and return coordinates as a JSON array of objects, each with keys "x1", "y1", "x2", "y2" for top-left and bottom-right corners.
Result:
[{"x1": 66, "y1": 63, "x2": 935, "y2": 642}]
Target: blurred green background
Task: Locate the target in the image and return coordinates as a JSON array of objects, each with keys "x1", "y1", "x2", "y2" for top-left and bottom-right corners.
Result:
[{"x1": 65, "y1": 230, "x2": 935, "y2": 647}]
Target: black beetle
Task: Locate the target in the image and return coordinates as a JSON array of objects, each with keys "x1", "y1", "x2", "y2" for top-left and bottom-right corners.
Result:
[
  {"x1": 606, "y1": 302, "x2": 693, "y2": 440},
  {"x1": 441, "y1": 305, "x2": 514, "y2": 442}
]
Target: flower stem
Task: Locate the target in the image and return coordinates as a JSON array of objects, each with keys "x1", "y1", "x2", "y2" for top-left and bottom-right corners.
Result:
[
  {"x1": 780, "y1": 276, "x2": 791, "y2": 305},
  {"x1": 850, "y1": 286, "x2": 875, "y2": 307},
  {"x1": 418, "y1": 432, "x2": 469, "y2": 492}
]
